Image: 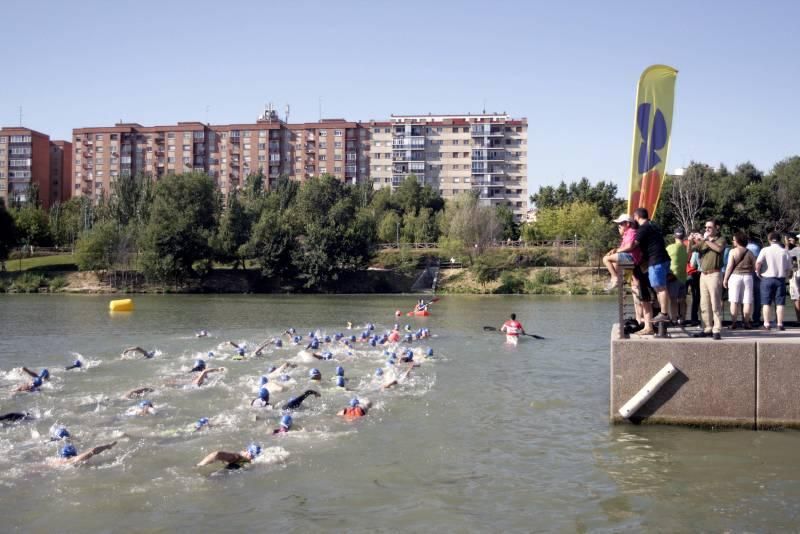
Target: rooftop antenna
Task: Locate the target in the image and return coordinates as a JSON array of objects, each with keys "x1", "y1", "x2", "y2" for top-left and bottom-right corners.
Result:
[
  {"x1": 482, "y1": 99, "x2": 486, "y2": 114},
  {"x1": 285, "y1": 104, "x2": 290, "y2": 123},
  {"x1": 19, "y1": 105, "x2": 22, "y2": 127},
  {"x1": 205, "y1": 105, "x2": 210, "y2": 124}
]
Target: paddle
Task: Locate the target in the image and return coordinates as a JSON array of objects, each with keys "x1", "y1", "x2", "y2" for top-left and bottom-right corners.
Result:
[{"x1": 482, "y1": 326, "x2": 545, "y2": 339}]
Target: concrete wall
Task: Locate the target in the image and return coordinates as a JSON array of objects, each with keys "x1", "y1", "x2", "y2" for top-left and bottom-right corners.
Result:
[{"x1": 612, "y1": 327, "x2": 800, "y2": 429}]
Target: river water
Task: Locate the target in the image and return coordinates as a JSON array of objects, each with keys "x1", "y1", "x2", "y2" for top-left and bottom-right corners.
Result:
[{"x1": 1, "y1": 294, "x2": 799, "y2": 532}]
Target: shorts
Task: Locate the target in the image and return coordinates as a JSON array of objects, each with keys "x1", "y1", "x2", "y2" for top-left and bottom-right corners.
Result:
[
  {"x1": 728, "y1": 272, "x2": 753, "y2": 304},
  {"x1": 760, "y1": 276, "x2": 787, "y2": 306},
  {"x1": 668, "y1": 278, "x2": 687, "y2": 300},
  {"x1": 648, "y1": 260, "x2": 670, "y2": 289},
  {"x1": 632, "y1": 264, "x2": 652, "y2": 301},
  {"x1": 617, "y1": 252, "x2": 635, "y2": 265}
]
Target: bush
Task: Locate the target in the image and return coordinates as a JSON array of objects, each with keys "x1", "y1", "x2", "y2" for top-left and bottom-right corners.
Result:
[
  {"x1": 533, "y1": 267, "x2": 561, "y2": 285},
  {"x1": 10, "y1": 273, "x2": 46, "y2": 293},
  {"x1": 495, "y1": 271, "x2": 526, "y2": 294},
  {"x1": 48, "y1": 276, "x2": 67, "y2": 292}
]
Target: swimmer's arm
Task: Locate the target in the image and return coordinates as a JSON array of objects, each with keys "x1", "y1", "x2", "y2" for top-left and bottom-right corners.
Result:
[
  {"x1": 122, "y1": 346, "x2": 148, "y2": 357},
  {"x1": 197, "y1": 450, "x2": 244, "y2": 467},
  {"x1": 124, "y1": 387, "x2": 154, "y2": 399},
  {"x1": 69, "y1": 441, "x2": 117, "y2": 464},
  {"x1": 227, "y1": 341, "x2": 241, "y2": 349},
  {"x1": 21, "y1": 367, "x2": 39, "y2": 378},
  {"x1": 193, "y1": 367, "x2": 225, "y2": 386},
  {"x1": 254, "y1": 340, "x2": 272, "y2": 356},
  {"x1": 336, "y1": 408, "x2": 347, "y2": 416}
]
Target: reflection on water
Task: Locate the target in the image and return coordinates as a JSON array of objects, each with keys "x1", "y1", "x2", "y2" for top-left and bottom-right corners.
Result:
[{"x1": 1, "y1": 294, "x2": 800, "y2": 531}]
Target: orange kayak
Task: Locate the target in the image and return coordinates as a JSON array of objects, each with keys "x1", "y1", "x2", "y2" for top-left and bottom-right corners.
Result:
[{"x1": 406, "y1": 310, "x2": 430, "y2": 317}]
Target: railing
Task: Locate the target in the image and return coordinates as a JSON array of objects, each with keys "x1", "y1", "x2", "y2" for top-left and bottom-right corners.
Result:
[{"x1": 377, "y1": 239, "x2": 582, "y2": 250}]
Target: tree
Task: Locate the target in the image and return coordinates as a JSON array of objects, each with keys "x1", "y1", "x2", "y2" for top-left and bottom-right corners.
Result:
[
  {"x1": 495, "y1": 205, "x2": 520, "y2": 240},
  {"x1": 441, "y1": 191, "x2": 501, "y2": 254},
  {"x1": 531, "y1": 178, "x2": 624, "y2": 220},
  {"x1": 532, "y1": 201, "x2": 605, "y2": 241},
  {"x1": 0, "y1": 200, "x2": 18, "y2": 266},
  {"x1": 107, "y1": 172, "x2": 154, "y2": 229},
  {"x1": 74, "y1": 221, "x2": 121, "y2": 271},
  {"x1": 669, "y1": 162, "x2": 711, "y2": 236},
  {"x1": 12, "y1": 205, "x2": 52, "y2": 247},
  {"x1": 139, "y1": 173, "x2": 218, "y2": 283},
  {"x1": 212, "y1": 192, "x2": 251, "y2": 268},
  {"x1": 245, "y1": 207, "x2": 294, "y2": 280},
  {"x1": 768, "y1": 156, "x2": 800, "y2": 233},
  {"x1": 49, "y1": 198, "x2": 85, "y2": 247},
  {"x1": 378, "y1": 211, "x2": 401, "y2": 244}
]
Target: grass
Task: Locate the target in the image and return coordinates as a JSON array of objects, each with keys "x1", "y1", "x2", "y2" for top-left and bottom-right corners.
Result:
[{"x1": 4, "y1": 254, "x2": 78, "y2": 272}]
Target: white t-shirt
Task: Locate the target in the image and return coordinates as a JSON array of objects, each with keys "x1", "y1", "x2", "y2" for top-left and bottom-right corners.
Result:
[{"x1": 756, "y1": 243, "x2": 791, "y2": 278}]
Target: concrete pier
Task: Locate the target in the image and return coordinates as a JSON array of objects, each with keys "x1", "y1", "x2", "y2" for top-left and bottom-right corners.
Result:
[{"x1": 610, "y1": 326, "x2": 800, "y2": 429}]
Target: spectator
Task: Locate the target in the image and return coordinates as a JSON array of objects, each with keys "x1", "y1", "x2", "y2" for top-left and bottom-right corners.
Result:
[
  {"x1": 689, "y1": 219, "x2": 727, "y2": 340},
  {"x1": 602, "y1": 214, "x2": 642, "y2": 291},
  {"x1": 722, "y1": 232, "x2": 756, "y2": 329},
  {"x1": 686, "y1": 245, "x2": 702, "y2": 326},
  {"x1": 747, "y1": 237, "x2": 763, "y2": 324},
  {"x1": 666, "y1": 227, "x2": 688, "y2": 325},
  {"x1": 617, "y1": 207, "x2": 671, "y2": 334},
  {"x1": 787, "y1": 234, "x2": 800, "y2": 321},
  {"x1": 755, "y1": 232, "x2": 792, "y2": 331}
]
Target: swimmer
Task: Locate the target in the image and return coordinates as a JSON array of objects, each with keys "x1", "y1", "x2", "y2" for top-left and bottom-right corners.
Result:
[
  {"x1": 50, "y1": 426, "x2": 70, "y2": 440},
  {"x1": 337, "y1": 397, "x2": 369, "y2": 418},
  {"x1": 383, "y1": 363, "x2": 416, "y2": 389},
  {"x1": 250, "y1": 387, "x2": 271, "y2": 408},
  {"x1": 193, "y1": 367, "x2": 225, "y2": 386},
  {"x1": 387, "y1": 328, "x2": 400, "y2": 343},
  {"x1": 191, "y1": 359, "x2": 207, "y2": 372},
  {"x1": 308, "y1": 368, "x2": 322, "y2": 381},
  {"x1": 227, "y1": 341, "x2": 247, "y2": 357},
  {"x1": 0, "y1": 412, "x2": 33, "y2": 422},
  {"x1": 267, "y1": 362, "x2": 296, "y2": 380},
  {"x1": 123, "y1": 387, "x2": 154, "y2": 399},
  {"x1": 311, "y1": 350, "x2": 334, "y2": 360},
  {"x1": 194, "y1": 417, "x2": 211, "y2": 432},
  {"x1": 271, "y1": 415, "x2": 293, "y2": 434},
  {"x1": 346, "y1": 321, "x2": 353, "y2": 330},
  {"x1": 22, "y1": 367, "x2": 50, "y2": 381},
  {"x1": 254, "y1": 338, "x2": 281, "y2": 356},
  {"x1": 54, "y1": 441, "x2": 117, "y2": 466},
  {"x1": 196, "y1": 443, "x2": 262, "y2": 469},
  {"x1": 14, "y1": 376, "x2": 43, "y2": 393},
  {"x1": 122, "y1": 346, "x2": 155, "y2": 358},
  {"x1": 136, "y1": 400, "x2": 157, "y2": 415},
  {"x1": 196, "y1": 329, "x2": 210, "y2": 338},
  {"x1": 281, "y1": 390, "x2": 321, "y2": 410},
  {"x1": 334, "y1": 376, "x2": 347, "y2": 388},
  {"x1": 65, "y1": 359, "x2": 82, "y2": 371}
]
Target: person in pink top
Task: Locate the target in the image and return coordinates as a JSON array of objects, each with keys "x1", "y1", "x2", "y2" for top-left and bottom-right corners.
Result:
[{"x1": 603, "y1": 214, "x2": 642, "y2": 290}]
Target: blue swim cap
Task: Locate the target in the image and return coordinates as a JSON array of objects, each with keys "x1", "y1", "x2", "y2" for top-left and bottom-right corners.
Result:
[
  {"x1": 349, "y1": 397, "x2": 360, "y2": 407},
  {"x1": 32, "y1": 377, "x2": 43, "y2": 388},
  {"x1": 192, "y1": 359, "x2": 206, "y2": 372},
  {"x1": 426, "y1": 347, "x2": 434, "y2": 356},
  {"x1": 247, "y1": 443, "x2": 262, "y2": 458},
  {"x1": 196, "y1": 417, "x2": 209, "y2": 429},
  {"x1": 322, "y1": 351, "x2": 333, "y2": 360},
  {"x1": 309, "y1": 368, "x2": 321, "y2": 379},
  {"x1": 146, "y1": 351, "x2": 155, "y2": 358},
  {"x1": 375, "y1": 368, "x2": 384, "y2": 377},
  {"x1": 334, "y1": 333, "x2": 342, "y2": 340},
  {"x1": 324, "y1": 335, "x2": 331, "y2": 343},
  {"x1": 308, "y1": 332, "x2": 314, "y2": 338},
  {"x1": 370, "y1": 339, "x2": 377, "y2": 347},
  {"x1": 59, "y1": 444, "x2": 77, "y2": 458},
  {"x1": 274, "y1": 339, "x2": 283, "y2": 348},
  {"x1": 72, "y1": 359, "x2": 82, "y2": 367},
  {"x1": 237, "y1": 347, "x2": 245, "y2": 356},
  {"x1": 39, "y1": 369, "x2": 49, "y2": 380},
  {"x1": 280, "y1": 414, "x2": 293, "y2": 429},
  {"x1": 404, "y1": 324, "x2": 410, "y2": 330},
  {"x1": 336, "y1": 376, "x2": 345, "y2": 387},
  {"x1": 267, "y1": 366, "x2": 277, "y2": 374},
  {"x1": 280, "y1": 374, "x2": 291, "y2": 382},
  {"x1": 335, "y1": 366, "x2": 344, "y2": 377},
  {"x1": 293, "y1": 336, "x2": 301, "y2": 343},
  {"x1": 310, "y1": 340, "x2": 319, "y2": 349},
  {"x1": 139, "y1": 400, "x2": 153, "y2": 409},
  {"x1": 259, "y1": 376, "x2": 268, "y2": 386},
  {"x1": 259, "y1": 387, "x2": 269, "y2": 400},
  {"x1": 51, "y1": 426, "x2": 70, "y2": 440},
  {"x1": 368, "y1": 323, "x2": 375, "y2": 330},
  {"x1": 207, "y1": 351, "x2": 214, "y2": 358},
  {"x1": 288, "y1": 327, "x2": 295, "y2": 334},
  {"x1": 349, "y1": 335, "x2": 356, "y2": 343}
]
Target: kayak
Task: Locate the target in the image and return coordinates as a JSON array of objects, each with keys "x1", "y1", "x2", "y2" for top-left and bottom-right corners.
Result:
[
  {"x1": 506, "y1": 335, "x2": 519, "y2": 346},
  {"x1": 406, "y1": 310, "x2": 430, "y2": 317}
]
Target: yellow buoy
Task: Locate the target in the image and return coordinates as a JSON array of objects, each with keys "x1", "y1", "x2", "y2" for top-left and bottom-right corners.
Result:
[{"x1": 109, "y1": 298, "x2": 134, "y2": 312}]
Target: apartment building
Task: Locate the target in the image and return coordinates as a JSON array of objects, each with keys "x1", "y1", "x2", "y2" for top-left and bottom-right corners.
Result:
[
  {"x1": 0, "y1": 127, "x2": 71, "y2": 209},
  {"x1": 368, "y1": 113, "x2": 528, "y2": 220},
  {"x1": 70, "y1": 111, "x2": 527, "y2": 220}
]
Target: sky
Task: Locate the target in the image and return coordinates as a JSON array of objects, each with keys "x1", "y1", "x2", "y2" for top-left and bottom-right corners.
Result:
[{"x1": 2, "y1": 0, "x2": 799, "y2": 200}]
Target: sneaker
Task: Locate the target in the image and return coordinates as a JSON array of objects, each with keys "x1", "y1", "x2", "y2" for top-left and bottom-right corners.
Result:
[
  {"x1": 713, "y1": 332, "x2": 722, "y2": 340},
  {"x1": 604, "y1": 278, "x2": 619, "y2": 292},
  {"x1": 730, "y1": 322, "x2": 738, "y2": 330},
  {"x1": 778, "y1": 325, "x2": 786, "y2": 331},
  {"x1": 692, "y1": 331, "x2": 710, "y2": 338},
  {"x1": 652, "y1": 313, "x2": 671, "y2": 323},
  {"x1": 743, "y1": 322, "x2": 753, "y2": 330},
  {"x1": 761, "y1": 325, "x2": 772, "y2": 331}
]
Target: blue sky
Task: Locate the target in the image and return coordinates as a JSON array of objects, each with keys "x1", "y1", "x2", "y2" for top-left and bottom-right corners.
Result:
[{"x1": 2, "y1": 0, "x2": 798, "y2": 198}]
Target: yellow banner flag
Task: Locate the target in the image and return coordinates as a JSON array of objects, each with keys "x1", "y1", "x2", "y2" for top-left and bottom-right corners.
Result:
[{"x1": 627, "y1": 65, "x2": 678, "y2": 217}]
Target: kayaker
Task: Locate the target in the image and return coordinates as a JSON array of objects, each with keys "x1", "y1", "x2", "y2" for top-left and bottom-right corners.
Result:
[{"x1": 500, "y1": 313, "x2": 525, "y2": 344}]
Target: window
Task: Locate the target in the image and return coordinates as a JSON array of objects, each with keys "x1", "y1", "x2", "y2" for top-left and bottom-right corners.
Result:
[
  {"x1": 110, "y1": 134, "x2": 118, "y2": 140},
  {"x1": 244, "y1": 144, "x2": 251, "y2": 150},
  {"x1": 258, "y1": 131, "x2": 267, "y2": 138},
  {"x1": 167, "y1": 133, "x2": 176, "y2": 139},
  {"x1": 10, "y1": 135, "x2": 31, "y2": 143},
  {"x1": 334, "y1": 167, "x2": 342, "y2": 173},
  {"x1": 182, "y1": 145, "x2": 191, "y2": 151},
  {"x1": 452, "y1": 127, "x2": 458, "y2": 133},
  {"x1": 0, "y1": 136, "x2": 6, "y2": 144},
  {"x1": 243, "y1": 131, "x2": 251, "y2": 138},
  {"x1": 319, "y1": 155, "x2": 327, "y2": 161},
  {"x1": 319, "y1": 130, "x2": 327, "y2": 137},
  {"x1": 258, "y1": 155, "x2": 266, "y2": 162},
  {"x1": 334, "y1": 130, "x2": 343, "y2": 137},
  {"x1": 463, "y1": 127, "x2": 469, "y2": 133},
  {"x1": 334, "y1": 154, "x2": 343, "y2": 161},
  {"x1": 452, "y1": 152, "x2": 459, "y2": 158},
  {"x1": 258, "y1": 143, "x2": 266, "y2": 150},
  {"x1": 95, "y1": 134, "x2": 103, "y2": 141},
  {"x1": 334, "y1": 142, "x2": 342, "y2": 148},
  {"x1": 373, "y1": 128, "x2": 380, "y2": 133}
]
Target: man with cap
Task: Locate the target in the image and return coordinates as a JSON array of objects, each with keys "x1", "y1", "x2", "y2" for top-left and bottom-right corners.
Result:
[
  {"x1": 196, "y1": 443, "x2": 262, "y2": 469},
  {"x1": 689, "y1": 219, "x2": 727, "y2": 339},
  {"x1": 666, "y1": 227, "x2": 689, "y2": 325},
  {"x1": 603, "y1": 214, "x2": 642, "y2": 290}
]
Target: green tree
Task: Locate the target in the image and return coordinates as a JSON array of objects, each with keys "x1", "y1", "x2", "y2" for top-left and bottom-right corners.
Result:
[
  {"x1": 139, "y1": 173, "x2": 218, "y2": 283},
  {"x1": 12, "y1": 205, "x2": 52, "y2": 247},
  {"x1": 212, "y1": 192, "x2": 251, "y2": 268},
  {"x1": 49, "y1": 198, "x2": 85, "y2": 247},
  {"x1": 245, "y1": 207, "x2": 294, "y2": 280},
  {"x1": 533, "y1": 201, "x2": 607, "y2": 241},
  {"x1": 441, "y1": 191, "x2": 501, "y2": 254},
  {"x1": 0, "y1": 200, "x2": 18, "y2": 266},
  {"x1": 74, "y1": 221, "x2": 121, "y2": 271},
  {"x1": 531, "y1": 178, "x2": 623, "y2": 220},
  {"x1": 495, "y1": 205, "x2": 520, "y2": 240},
  {"x1": 378, "y1": 211, "x2": 402, "y2": 244}
]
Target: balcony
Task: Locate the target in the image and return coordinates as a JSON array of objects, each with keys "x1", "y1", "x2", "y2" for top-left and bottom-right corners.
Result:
[
  {"x1": 471, "y1": 128, "x2": 505, "y2": 137},
  {"x1": 392, "y1": 139, "x2": 425, "y2": 149},
  {"x1": 229, "y1": 137, "x2": 240, "y2": 144}
]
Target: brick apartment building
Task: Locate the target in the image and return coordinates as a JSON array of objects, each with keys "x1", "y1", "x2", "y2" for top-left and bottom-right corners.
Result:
[
  {"x1": 69, "y1": 109, "x2": 528, "y2": 220},
  {"x1": 0, "y1": 127, "x2": 71, "y2": 209}
]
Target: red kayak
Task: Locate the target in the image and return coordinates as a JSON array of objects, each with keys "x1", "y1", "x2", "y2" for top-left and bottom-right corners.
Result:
[{"x1": 406, "y1": 310, "x2": 430, "y2": 317}]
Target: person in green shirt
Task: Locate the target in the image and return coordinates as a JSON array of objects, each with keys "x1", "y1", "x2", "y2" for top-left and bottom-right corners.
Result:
[{"x1": 666, "y1": 227, "x2": 689, "y2": 325}]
